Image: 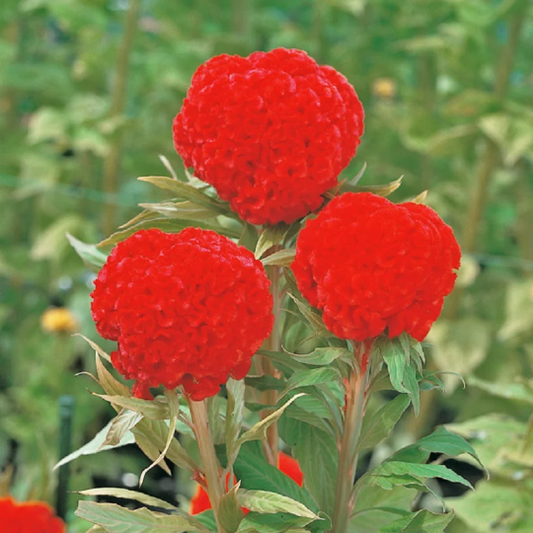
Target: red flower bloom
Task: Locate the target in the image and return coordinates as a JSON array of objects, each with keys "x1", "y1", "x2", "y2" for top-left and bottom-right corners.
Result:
[
  {"x1": 190, "y1": 452, "x2": 304, "y2": 514},
  {"x1": 91, "y1": 228, "x2": 273, "y2": 401},
  {"x1": 173, "y1": 48, "x2": 364, "y2": 225},
  {"x1": 292, "y1": 193, "x2": 461, "y2": 341},
  {"x1": 0, "y1": 497, "x2": 65, "y2": 533}
]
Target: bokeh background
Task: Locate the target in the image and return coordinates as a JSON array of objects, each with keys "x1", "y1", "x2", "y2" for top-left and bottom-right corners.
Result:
[{"x1": 1, "y1": 0, "x2": 533, "y2": 531}]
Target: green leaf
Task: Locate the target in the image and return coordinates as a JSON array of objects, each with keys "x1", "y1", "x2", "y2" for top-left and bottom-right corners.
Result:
[
  {"x1": 245, "y1": 375, "x2": 287, "y2": 392},
  {"x1": 75, "y1": 501, "x2": 208, "y2": 533},
  {"x1": 280, "y1": 368, "x2": 340, "y2": 400},
  {"x1": 237, "y1": 513, "x2": 313, "y2": 533},
  {"x1": 236, "y1": 394, "x2": 305, "y2": 447},
  {"x1": 233, "y1": 443, "x2": 318, "y2": 514},
  {"x1": 226, "y1": 378, "x2": 246, "y2": 470},
  {"x1": 237, "y1": 490, "x2": 319, "y2": 519},
  {"x1": 286, "y1": 347, "x2": 352, "y2": 366},
  {"x1": 255, "y1": 224, "x2": 289, "y2": 259},
  {"x1": 139, "y1": 390, "x2": 180, "y2": 486},
  {"x1": 261, "y1": 248, "x2": 296, "y2": 267},
  {"x1": 138, "y1": 175, "x2": 229, "y2": 214},
  {"x1": 77, "y1": 488, "x2": 177, "y2": 510},
  {"x1": 66, "y1": 233, "x2": 107, "y2": 272},
  {"x1": 219, "y1": 484, "x2": 245, "y2": 532},
  {"x1": 351, "y1": 485, "x2": 416, "y2": 533},
  {"x1": 381, "y1": 339, "x2": 420, "y2": 415},
  {"x1": 366, "y1": 461, "x2": 473, "y2": 490},
  {"x1": 54, "y1": 420, "x2": 135, "y2": 470},
  {"x1": 279, "y1": 418, "x2": 338, "y2": 517},
  {"x1": 138, "y1": 200, "x2": 220, "y2": 220},
  {"x1": 350, "y1": 176, "x2": 403, "y2": 196},
  {"x1": 376, "y1": 509, "x2": 455, "y2": 533},
  {"x1": 287, "y1": 293, "x2": 333, "y2": 339},
  {"x1": 93, "y1": 394, "x2": 170, "y2": 420},
  {"x1": 194, "y1": 511, "x2": 217, "y2": 532},
  {"x1": 446, "y1": 480, "x2": 533, "y2": 533},
  {"x1": 468, "y1": 375, "x2": 533, "y2": 405},
  {"x1": 357, "y1": 394, "x2": 411, "y2": 452},
  {"x1": 101, "y1": 409, "x2": 143, "y2": 448}
]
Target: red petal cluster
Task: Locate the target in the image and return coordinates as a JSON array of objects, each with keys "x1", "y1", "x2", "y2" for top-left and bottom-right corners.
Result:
[
  {"x1": 190, "y1": 452, "x2": 303, "y2": 514},
  {"x1": 0, "y1": 497, "x2": 65, "y2": 533},
  {"x1": 173, "y1": 48, "x2": 364, "y2": 225},
  {"x1": 292, "y1": 193, "x2": 461, "y2": 341},
  {"x1": 91, "y1": 228, "x2": 273, "y2": 401}
]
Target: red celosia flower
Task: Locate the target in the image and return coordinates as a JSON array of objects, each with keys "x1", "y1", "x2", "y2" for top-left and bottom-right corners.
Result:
[
  {"x1": 91, "y1": 228, "x2": 273, "y2": 401},
  {"x1": 0, "y1": 497, "x2": 65, "y2": 533},
  {"x1": 292, "y1": 192, "x2": 461, "y2": 341},
  {"x1": 190, "y1": 452, "x2": 304, "y2": 514},
  {"x1": 173, "y1": 48, "x2": 364, "y2": 225}
]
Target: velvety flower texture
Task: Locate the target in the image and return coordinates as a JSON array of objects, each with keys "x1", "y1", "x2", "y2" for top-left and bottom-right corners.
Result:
[
  {"x1": 292, "y1": 192, "x2": 461, "y2": 341},
  {"x1": 173, "y1": 48, "x2": 364, "y2": 225},
  {"x1": 91, "y1": 228, "x2": 273, "y2": 400},
  {"x1": 190, "y1": 452, "x2": 303, "y2": 514},
  {"x1": 0, "y1": 497, "x2": 65, "y2": 533}
]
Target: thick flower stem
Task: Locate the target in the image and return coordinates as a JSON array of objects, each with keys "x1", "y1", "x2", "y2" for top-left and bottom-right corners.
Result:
[
  {"x1": 188, "y1": 398, "x2": 227, "y2": 533},
  {"x1": 261, "y1": 263, "x2": 281, "y2": 465},
  {"x1": 332, "y1": 346, "x2": 371, "y2": 533}
]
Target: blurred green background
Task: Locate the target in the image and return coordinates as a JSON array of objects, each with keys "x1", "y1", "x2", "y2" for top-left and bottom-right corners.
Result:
[{"x1": 1, "y1": 0, "x2": 533, "y2": 531}]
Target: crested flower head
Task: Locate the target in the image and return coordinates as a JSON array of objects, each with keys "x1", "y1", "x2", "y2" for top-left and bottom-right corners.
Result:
[
  {"x1": 292, "y1": 192, "x2": 461, "y2": 341},
  {"x1": 173, "y1": 48, "x2": 364, "y2": 225},
  {"x1": 91, "y1": 228, "x2": 273, "y2": 400}
]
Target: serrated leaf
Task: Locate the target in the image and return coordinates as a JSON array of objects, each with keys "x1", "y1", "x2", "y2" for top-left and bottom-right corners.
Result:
[
  {"x1": 54, "y1": 420, "x2": 135, "y2": 470},
  {"x1": 357, "y1": 394, "x2": 411, "y2": 452},
  {"x1": 226, "y1": 378, "x2": 246, "y2": 470},
  {"x1": 75, "y1": 501, "x2": 208, "y2": 533},
  {"x1": 66, "y1": 233, "x2": 107, "y2": 272},
  {"x1": 255, "y1": 224, "x2": 289, "y2": 259},
  {"x1": 237, "y1": 490, "x2": 319, "y2": 519},
  {"x1": 77, "y1": 488, "x2": 176, "y2": 510},
  {"x1": 261, "y1": 248, "x2": 296, "y2": 267},
  {"x1": 101, "y1": 409, "x2": 143, "y2": 448}
]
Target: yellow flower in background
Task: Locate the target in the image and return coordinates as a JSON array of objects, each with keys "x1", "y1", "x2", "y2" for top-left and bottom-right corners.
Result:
[
  {"x1": 372, "y1": 77, "x2": 397, "y2": 99},
  {"x1": 41, "y1": 307, "x2": 78, "y2": 334}
]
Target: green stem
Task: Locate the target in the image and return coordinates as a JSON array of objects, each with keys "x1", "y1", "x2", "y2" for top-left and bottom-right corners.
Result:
[
  {"x1": 332, "y1": 345, "x2": 371, "y2": 533},
  {"x1": 188, "y1": 398, "x2": 227, "y2": 533},
  {"x1": 102, "y1": 0, "x2": 141, "y2": 236},
  {"x1": 260, "y1": 263, "x2": 281, "y2": 465}
]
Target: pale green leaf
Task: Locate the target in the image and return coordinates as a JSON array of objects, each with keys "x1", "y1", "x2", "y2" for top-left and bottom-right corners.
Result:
[{"x1": 237, "y1": 490, "x2": 319, "y2": 519}]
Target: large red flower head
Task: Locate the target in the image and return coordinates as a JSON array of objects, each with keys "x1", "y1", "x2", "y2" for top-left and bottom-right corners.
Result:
[
  {"x1": 0, "y1": 497, "x2": 65, "y2": 533},
  {"x1": 173, "y1": 48, "x2": 364, "y2": 225},
  {"x1": 91, "y1": 228, "x2": 273, "y2": 401},
  {"x1": 292, "y1": 192, "x2": 461, "y2": 342},
  {"x1": 190, "y1": 452, "x2": 303, "y2": 514}
]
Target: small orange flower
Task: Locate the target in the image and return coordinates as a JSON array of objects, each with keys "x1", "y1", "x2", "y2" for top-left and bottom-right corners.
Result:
[
  {"x1": 41, "y1": 307, "x2": 78, "y2": 334},
  {"x1": 0, "y1": 497, "x2": 65, "y2": 533},
  {"x1": 190, "y1": 452, "x2": 304, "y2": 514}
]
